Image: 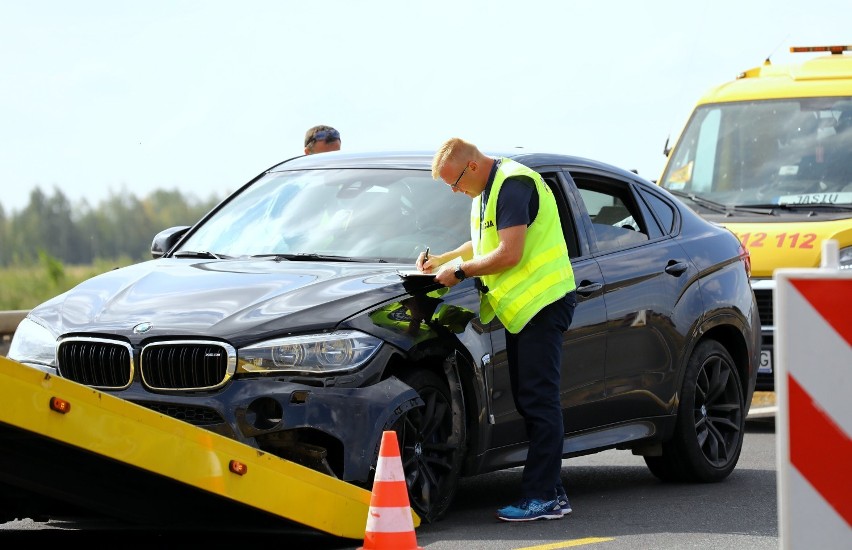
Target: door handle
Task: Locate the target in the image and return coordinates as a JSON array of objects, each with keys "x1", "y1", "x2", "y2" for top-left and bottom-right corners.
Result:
[
  {"x1": 665, "y1": 261, "x2": 689, "y2": 276},
  {"x1": 576, "y1": 281, "x2": 603, "y2": 296}
]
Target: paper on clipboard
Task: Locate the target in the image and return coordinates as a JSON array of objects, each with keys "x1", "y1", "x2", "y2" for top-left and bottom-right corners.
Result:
[
  {"x1": 396, "y1": 269, "x2": 436, "y2": 279},
  {"x1": 396, "y1": 256, "x2": 463, "y2": 280}
]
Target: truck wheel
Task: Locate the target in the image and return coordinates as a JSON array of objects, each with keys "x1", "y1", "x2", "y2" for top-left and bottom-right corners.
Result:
[
  {"x1": 393, "y1": 368, "x2": 464, "y2": 523},
  {"x1": 645, "y1": 339, "x2": 745, "y2": 482}
]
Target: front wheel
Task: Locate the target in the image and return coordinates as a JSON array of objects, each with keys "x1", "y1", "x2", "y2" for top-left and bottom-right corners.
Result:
[
  {"x1": 391, "y1": 368, "x2": 465, "y2": 523},
  {"x1": 645, "y1": 339, "x2": 745, "y2": 482}
]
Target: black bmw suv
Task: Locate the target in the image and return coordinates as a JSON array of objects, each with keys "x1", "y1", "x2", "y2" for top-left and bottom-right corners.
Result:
[{"x1": 9, "y1": 150, "x2": 760, "y2": 522}]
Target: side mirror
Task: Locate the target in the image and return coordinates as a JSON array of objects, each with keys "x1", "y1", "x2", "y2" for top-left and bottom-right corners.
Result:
[{"x1": 151, "y1": 226, "x2": 191, "y2": 259}]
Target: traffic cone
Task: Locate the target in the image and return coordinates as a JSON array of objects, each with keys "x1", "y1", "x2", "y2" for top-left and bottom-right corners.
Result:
[{"x1": 358, "y1": 430, "x2": 423, "y2": 550}]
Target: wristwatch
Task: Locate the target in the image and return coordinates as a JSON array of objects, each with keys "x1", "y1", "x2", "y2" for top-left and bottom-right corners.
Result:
[{"x1": 454, "y1": 265, "x2": 467, "y2": 281}]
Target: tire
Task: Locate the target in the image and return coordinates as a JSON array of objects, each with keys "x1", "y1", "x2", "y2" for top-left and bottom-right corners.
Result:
[
  {"x1": 391, "y1": 368, "x2": 465, "y2": 523},
  {"x1": 645, "y1": 339, "x2": 745, "y2": 482}
]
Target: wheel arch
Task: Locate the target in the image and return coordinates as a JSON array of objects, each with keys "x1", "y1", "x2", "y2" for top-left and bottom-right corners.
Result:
[
  {"x1": 687, "y1": 312, "x2": 754, "y2": 409},
  {"x1": 382, "y1": 340, "x2": 490, "y2": 473},
  {"x1": 383, "y1": 345, "x2": 478, "y2": 436},
  {"x1": 381, "y1": 345, "x2": 473, "y2": 522}
]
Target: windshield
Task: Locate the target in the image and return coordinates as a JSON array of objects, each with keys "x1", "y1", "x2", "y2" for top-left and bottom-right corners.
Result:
[
  {"x1": 660, "y1": 98, "x2": 852, "y2": 207},
  {"x1": 176, "y1": 168, "x2": 471, "y2": 262}
]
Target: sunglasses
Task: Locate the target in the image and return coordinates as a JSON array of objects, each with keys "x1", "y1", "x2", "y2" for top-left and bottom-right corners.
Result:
[
  {"x1": 451, "y1": 164, "x2": 467, "y2": 190},
  {"x1": 309, "y1": 129, "x2": 340, "y2": 144}
]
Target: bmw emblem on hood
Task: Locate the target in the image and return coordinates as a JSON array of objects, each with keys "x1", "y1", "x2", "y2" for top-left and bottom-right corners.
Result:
[{"x1": 133, "y1": 322, "x2": 153, "y2": 334}]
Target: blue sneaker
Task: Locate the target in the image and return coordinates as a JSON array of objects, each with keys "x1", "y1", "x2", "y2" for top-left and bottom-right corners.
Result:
[
  {"x1": 496, "y1": 498, "x2": 562, "y2": 522},
  {"x1": 555, "y1": 491, "x2": 572, "y2": 516}
]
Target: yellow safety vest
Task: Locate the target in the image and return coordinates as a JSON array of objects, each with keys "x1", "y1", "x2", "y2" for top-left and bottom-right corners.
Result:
[{"x1": 472, "y1": 159, "x2": 575, "y2": 333}]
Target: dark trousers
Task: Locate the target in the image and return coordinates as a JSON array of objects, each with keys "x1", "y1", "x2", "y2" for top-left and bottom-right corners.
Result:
[{"x1": 506, "y1": 291, "x2": 576, "y2": 500}]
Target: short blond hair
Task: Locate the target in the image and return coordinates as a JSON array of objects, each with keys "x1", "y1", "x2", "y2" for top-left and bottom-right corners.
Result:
[{"x1": 432, "y1": 137, "x2": 481, "y2": 180}]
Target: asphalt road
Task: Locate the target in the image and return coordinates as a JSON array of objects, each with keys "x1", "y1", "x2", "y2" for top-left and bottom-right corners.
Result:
[{"x1": 0, "y1": 416, "x2": 779, "y2": 549}]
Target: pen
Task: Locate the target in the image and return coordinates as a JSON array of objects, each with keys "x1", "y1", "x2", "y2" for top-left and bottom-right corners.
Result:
[{"x1": 424, "y1": 247, "x2": 429, "y2": 262}]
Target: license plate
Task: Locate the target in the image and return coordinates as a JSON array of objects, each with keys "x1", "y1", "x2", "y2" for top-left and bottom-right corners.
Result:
[{"x1": 758, "y1": 350, "x2": 772, "y2": 374}]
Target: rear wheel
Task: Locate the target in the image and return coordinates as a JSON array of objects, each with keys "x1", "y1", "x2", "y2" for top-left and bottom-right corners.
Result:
[
  {"x1": 392, "y1": 368, "x2": 465, "y2": 523},
  {"x1": 645, "y1": 339, "x2": 745, "y2": 482}
]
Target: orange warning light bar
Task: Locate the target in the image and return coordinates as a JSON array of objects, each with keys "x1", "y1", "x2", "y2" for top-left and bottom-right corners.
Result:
[
  {"x1": 229, "y1": 459, "x2": 248, "y2": 476},
  {"x1": 790, "y1": 45, "x2": 852, "y2": 55},
  {"x1": 49, "y1": 396, "x2": 71, "y2": 414}
]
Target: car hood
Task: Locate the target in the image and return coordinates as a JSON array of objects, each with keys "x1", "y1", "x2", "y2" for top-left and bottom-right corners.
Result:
[{"x1": 32, "y1": 258, "x2": 414, "y2": 343}]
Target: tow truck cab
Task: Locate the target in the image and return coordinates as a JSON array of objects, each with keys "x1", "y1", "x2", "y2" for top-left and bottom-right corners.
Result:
[{"x1": 658, "y1": 45, "x2": 852, "y2": 391}]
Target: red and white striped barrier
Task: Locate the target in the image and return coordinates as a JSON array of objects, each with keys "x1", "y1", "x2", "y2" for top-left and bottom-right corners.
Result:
[{"x1": 775, "y1": 240, "x2": 852, "y2": 549}]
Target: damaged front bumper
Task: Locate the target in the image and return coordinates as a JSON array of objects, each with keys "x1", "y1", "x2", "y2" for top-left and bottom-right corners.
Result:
[{"x1": 116, "y1": 374, "x2": 421, "y2": 483}]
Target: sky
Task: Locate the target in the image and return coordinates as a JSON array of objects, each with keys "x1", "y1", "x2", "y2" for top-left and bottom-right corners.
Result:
[{"x1": 1, "y1": 0, "x2": 850, "y2": 214}]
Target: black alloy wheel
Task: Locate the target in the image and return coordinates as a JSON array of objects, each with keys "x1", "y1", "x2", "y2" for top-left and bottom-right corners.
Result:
[
  {"x1": 393, "y1": 368, "x2": 464, "y2": 523},
  {"x1": 645, "y1": 339, "x2": 745, "y2": 482}
]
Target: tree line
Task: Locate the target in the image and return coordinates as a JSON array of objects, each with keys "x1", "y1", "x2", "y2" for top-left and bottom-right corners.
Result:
[{"x1": 0, "y1": 186, "x2": 223, "y2": 267}]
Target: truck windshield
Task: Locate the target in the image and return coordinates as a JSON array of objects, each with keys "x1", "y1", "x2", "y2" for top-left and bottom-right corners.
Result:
[{"x1": 659, "y1": 98, "x2": 852, "y2": 207}]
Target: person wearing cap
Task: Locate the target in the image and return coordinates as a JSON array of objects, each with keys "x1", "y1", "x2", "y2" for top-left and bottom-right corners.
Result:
[
  {"x1": 419, "y1": 137, "x2": 577, "y2": 522},
  {"x1": 304, "y1": 125, "x2": 341, "y2": 155}
]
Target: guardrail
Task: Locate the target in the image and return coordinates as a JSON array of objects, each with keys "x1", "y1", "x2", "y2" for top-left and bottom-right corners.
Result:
[{"x1": 0, "y1": 310, "x2": 28, "y2": 357}]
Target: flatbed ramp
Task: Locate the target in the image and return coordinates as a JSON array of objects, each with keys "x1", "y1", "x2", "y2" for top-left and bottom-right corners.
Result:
[{"x1": 0, "y1": 356, "x2": 411, "y2": 539}]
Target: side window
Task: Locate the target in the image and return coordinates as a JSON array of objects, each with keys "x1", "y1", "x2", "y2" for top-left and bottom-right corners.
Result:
[
  {"x1": 572, "y1": 175, "x2": 650, "y2": 253},
  {"x1": 541, "y1": 172, "x2": 581, "y2": 259},
  {"x1": 639, "y1": 188, "x2": 676, "y2": 235}
]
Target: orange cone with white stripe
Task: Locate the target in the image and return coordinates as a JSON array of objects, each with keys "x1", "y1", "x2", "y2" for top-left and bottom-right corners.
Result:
[{"x1": 358, "y1": 430, "x2": 423, "y2": 550}]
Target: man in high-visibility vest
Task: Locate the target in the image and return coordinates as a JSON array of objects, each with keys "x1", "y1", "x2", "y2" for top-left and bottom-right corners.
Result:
[{"x1": 418, "y1": 137, "x2": 577, "y2": 522}]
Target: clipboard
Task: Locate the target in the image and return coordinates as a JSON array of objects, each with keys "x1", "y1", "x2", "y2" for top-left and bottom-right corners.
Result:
[
  {"x1": 397, "y1": 255, "x2": 462, "y2": 280},
  {"x1": 396, "y1": 269, "x2": 436, "y2": 279}
]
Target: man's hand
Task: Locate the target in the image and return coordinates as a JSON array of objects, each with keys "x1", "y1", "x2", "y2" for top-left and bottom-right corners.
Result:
[
  {"x1": 416, "y1": 241, "x2": 473, "y2": 283},
  {"x1": 434, "y1": 265, "x2": 461, "y2": 287},
  {"x1": 417, "y1": 251, "x2": 461, "y2": 286},
  {"x1": 416, "y1": 250, "x2": 434, "y2": 273}
]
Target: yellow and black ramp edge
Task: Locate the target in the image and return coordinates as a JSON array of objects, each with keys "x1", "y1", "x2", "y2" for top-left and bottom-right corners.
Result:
[{"x1": 0, "y1": 356, "x2": 416, "y2": 538}]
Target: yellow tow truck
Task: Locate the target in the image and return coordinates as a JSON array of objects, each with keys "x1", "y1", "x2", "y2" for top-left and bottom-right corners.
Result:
[
  {"x1": 0, "y1": 355, "x2": 416, "y2": 538},
  {"x1": 657, "y1": 45, "x2": 852, "y2": 391}
]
